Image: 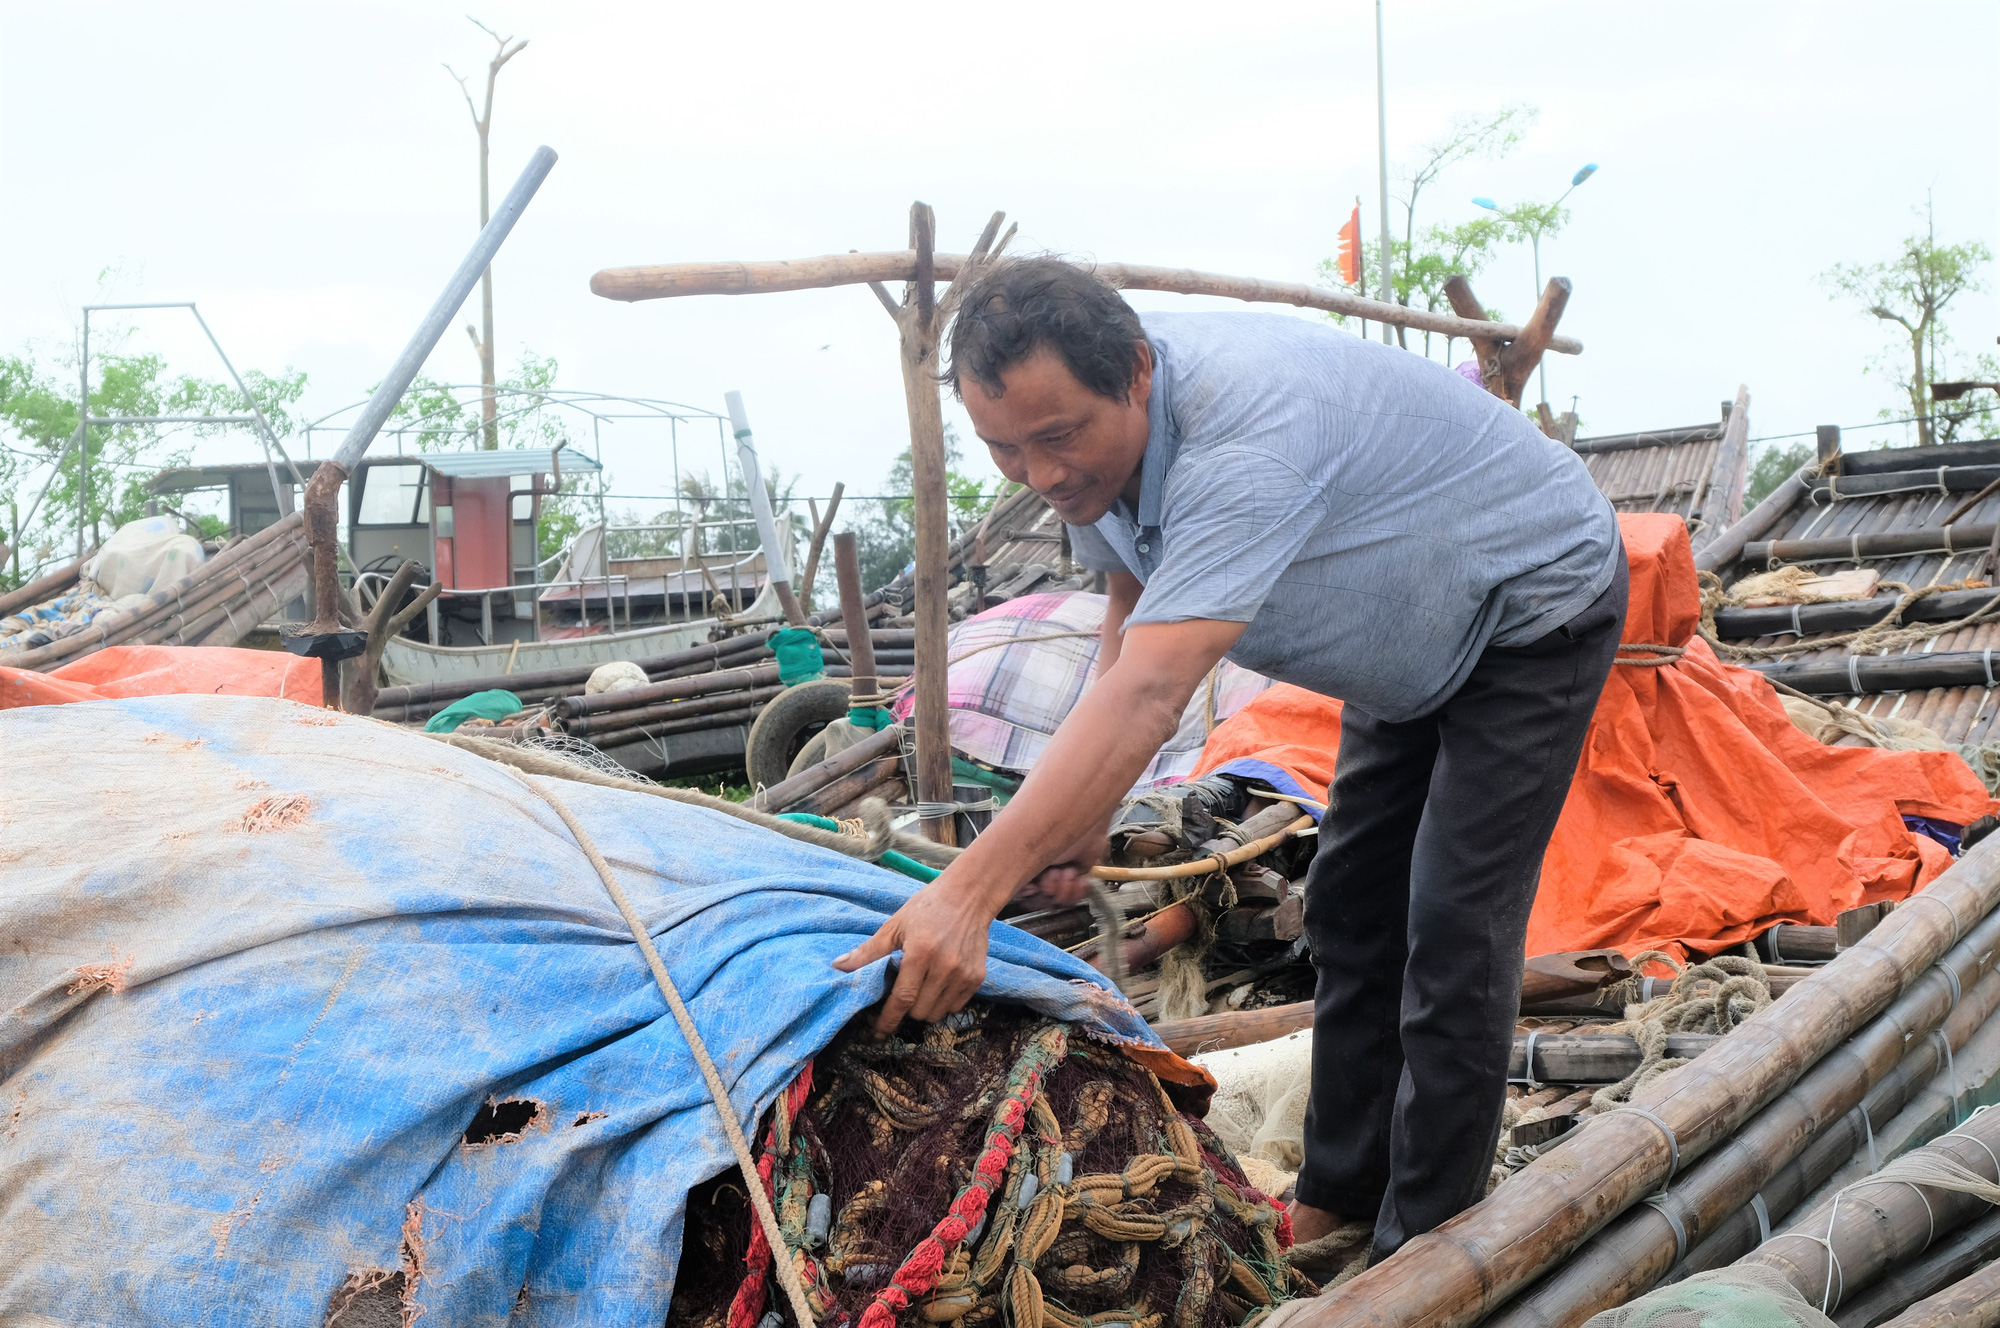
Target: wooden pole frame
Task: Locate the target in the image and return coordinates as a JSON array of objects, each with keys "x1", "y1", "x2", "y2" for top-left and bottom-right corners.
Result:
[
  {"x1": 589, "y1": 209, "x2": 1585, "y2": 839},
  {"x1": 593, "y1": 250, "x2": 1582, "y2": 358}
]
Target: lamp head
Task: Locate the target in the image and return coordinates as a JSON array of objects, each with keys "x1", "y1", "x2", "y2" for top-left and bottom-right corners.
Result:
[
  {"x1": 1472, "y1": 196, "x2": 1499, "y2": 211},
  {"x1": 1572, "y1": 163, "x2": 1598, "y2": 186}
]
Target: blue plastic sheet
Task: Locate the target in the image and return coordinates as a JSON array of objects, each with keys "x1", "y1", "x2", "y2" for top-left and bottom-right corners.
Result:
[{"x1": 0, "y1": 695, "x2": 1160, "y2": 1326}]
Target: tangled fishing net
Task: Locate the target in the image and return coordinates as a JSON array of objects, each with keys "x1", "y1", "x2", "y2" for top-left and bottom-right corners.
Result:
[{"x1": 670, "y1": 1002, "x2": 1310, "y2": 1328}]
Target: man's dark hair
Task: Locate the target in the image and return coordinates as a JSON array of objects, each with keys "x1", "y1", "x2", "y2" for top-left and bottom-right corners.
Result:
[{"x1": 944, "y1": 257, "x2": 1149, "y2": 403}]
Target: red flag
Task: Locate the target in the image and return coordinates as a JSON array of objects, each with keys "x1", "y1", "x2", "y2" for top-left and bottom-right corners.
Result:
[{"x1": 1336, "y1": 200, "x2": 1363, "y2": 287}]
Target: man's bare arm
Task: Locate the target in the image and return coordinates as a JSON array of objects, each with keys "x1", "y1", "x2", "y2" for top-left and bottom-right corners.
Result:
[
  {"x1": 832, "y1": 614, "x2": 1247, "y2": 1031},
  {"x1": 1095, "y1": 571, "x2": 1143, "y2": 677}
]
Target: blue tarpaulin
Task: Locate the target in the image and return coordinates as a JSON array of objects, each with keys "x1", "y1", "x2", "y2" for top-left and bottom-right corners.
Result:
[{"x1": 0, "y1": 695, "x2": 1166, "y2": 1326}]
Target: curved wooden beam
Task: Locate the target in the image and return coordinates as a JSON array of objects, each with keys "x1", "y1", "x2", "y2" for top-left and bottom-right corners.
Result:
[{"x1": 590, "y1": 251, "x2": 1584, "y2": 356}]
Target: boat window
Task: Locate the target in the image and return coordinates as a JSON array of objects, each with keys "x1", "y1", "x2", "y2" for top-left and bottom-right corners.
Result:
[
  {"x1": 512, "y1": 475, "x2": 533, "y2": 522},
  {"x1": 357, "y1": 465, "x2": 428, "y2": 526}
]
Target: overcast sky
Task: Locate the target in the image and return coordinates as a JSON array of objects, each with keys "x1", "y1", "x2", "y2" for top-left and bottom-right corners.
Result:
[{"x1": 2, "y1": 0, "x2": 1995, "y2": 521}]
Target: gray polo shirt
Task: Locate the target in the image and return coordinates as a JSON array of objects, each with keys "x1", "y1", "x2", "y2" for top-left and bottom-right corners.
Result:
[{"x1": 1067, "y1": 311, "x2": 1620, "y2": 722}]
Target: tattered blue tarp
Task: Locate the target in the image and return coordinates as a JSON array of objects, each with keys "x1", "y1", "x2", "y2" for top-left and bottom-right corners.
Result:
[{"x1": 0, "y1": 695, "x2": 1159, "y2": 1326}]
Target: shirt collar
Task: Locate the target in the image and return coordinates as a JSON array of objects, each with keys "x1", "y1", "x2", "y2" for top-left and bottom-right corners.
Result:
[{"x1": 1135, "y1": 341, "x2": 1174, "y2": 529}]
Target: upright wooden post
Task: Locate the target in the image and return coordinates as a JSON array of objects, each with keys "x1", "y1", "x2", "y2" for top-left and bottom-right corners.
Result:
[
  {"x1": 865, "y1": 204, "x2": 1015, "y2": 844},
  {"x1": 894, "y1": 203, "x2": 956, "y2": 843},
  {"x1": 1817, "y1": 424, "x2": 1843, "y2": 471},
  {"x1": 1442, "y1": 275, "x2": 1504, "y2": 398}
]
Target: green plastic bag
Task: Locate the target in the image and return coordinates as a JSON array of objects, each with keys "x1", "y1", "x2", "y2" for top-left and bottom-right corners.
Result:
[
  {"x1": 423, "y1": 689, "x2": 524, "y2": 734},
  {"x1": 770, "y1": 628, "x2": 826, "y2": 685}
]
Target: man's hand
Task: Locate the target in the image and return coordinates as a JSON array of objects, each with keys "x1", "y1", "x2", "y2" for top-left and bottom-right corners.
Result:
[
  {"x1": 832, "y1": 874, "x2": 998, "y2": 1034},
  {"x1": 1014, "y1": 823, "x2": 1111, "y2": 909},
  {"x1": 829, "y1": 614, "x2": 1246, "y2": 1034}
]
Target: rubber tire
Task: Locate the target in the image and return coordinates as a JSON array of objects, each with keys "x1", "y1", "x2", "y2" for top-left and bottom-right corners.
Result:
[
  {"x1": 787, "y1": 727, "x2": 834, "y2": 779},
  {"x1": 745, "y1": 678, "x2": 853, "y2": 791}
]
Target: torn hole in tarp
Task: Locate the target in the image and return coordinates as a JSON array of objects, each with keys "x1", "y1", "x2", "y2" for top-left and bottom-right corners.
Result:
[{"x1": 461, "y1": 1097, "x2": 545, "y2": 1148}]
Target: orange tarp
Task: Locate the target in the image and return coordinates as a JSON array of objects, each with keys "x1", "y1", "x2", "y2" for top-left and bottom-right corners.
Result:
[
  {"x1": 0, "y1": 644, "x2": 322, "y2": 710},
  {"x1": 1193, "y1": 514, "x2": 2000, "y2": 961}
]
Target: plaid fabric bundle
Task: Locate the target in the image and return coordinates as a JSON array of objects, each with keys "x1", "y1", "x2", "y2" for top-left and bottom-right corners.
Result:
[{"x1": 892, "y1": 591, "x2": 1270, "y2": 789}]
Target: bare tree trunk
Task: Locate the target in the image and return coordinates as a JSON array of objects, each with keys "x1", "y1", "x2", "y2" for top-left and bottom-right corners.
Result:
[
  {"x1": 447, "y1": 21, "x2": 526, "y2": 451},
  {"x1": 1912, "y1": 322, "x2": 1933, "y2": 447},
  {"x1": 478, "y1": 115, "x2": 497, "y2": 449}
]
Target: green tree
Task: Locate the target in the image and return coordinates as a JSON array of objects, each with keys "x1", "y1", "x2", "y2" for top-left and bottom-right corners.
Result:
[
  {"x1": 1823, "y1": 203, "x2": 1996, "y2": 447},
  {"x1": 1744, "y1": 441, "x2": 1813, "y2": 507},
  {"x1": 1321, "y1": 216, "x2": 1514, "y2": 360},
  {"x1": 0, "y1": 347, "x2": 305, "y2": 587},
  {"x1": 848, "y1": 424, "x2": 1008, "y2": 594},
  {"x1": 1321, "y1": 105, "x2": 1533, "y2": 353}
]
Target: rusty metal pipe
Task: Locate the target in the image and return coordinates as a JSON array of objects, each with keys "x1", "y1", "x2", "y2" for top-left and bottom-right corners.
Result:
[{"x1": 293, "y1": 147, "x2": 559, "y2": 703}]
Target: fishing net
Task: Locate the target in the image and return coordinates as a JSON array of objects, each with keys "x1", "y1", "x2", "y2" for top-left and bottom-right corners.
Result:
[
  {"x1": 670, "y1": 1002, "x2": 1309, "y2": 1328},
  {"x1": 1581, "y1": 1267, "x2": 1834, "y2": 1328}
]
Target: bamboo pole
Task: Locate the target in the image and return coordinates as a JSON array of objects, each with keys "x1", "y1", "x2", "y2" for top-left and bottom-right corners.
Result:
[
  {"x1": 5, "y1": 511, "x2": 307, "y2": 671},
  {"x1": 589, "y1": 251, "x2": 1585, "y2": 356},
  {"x1": 94, "y1": 521, "x2": 305, "y2": 648},
  {"x1": 364, "y1": 629, "x2": 924, "y2": 713},
  {"x1": 1744, "y1": 523, "x2": 2000, "y2": 567},
  {"x1": 1287, "y1": 838, "x2": 2000, "y2": 1328},
  {"x1": 822, "y1": 769, "x2": 914, "y2": 821},
  {"x1": 1740, "y1": 1096, "x2": 2000, "y2": 1310},
  {"x1": 175, "y1": 557, "x2": 313, "y2": 650},
  {"x1": 1788, "y1": 994, "x2": 2000, "y2": 1221},
  {"x1": 1673, "y1": 968, "x2": 2000, "y2": 1280},
  {"x1": 564, "y1": 684, "x2": 785, "y2": 740},
  {"x1": 0, "y1": 552, "x2": 87, "y2": 619},
  {"x1": 834, "y1": 532, "x2": 878, "y2": 708},
  {"x1": 1876, "y1": 1255, "x2": 2000, "y2": 1328},
  {"x1": 1712, "y1": 588, "x2": 2000, "y2": 641},
  {"x1": 1689, "y1": 386, "x2": 1753, "y2": 549},
  {"x1": 779, "y1": 754, "x2": 905, "y2": 817},
  {"x1": 1695, "y1": 465, "x2": 1814, "y2": 575},
  {"x1": 1488, "y1": 905, "x2": 2000, "y2": 1328},
  {"x1": 1833, "y1": 1209, "x2": 2000, "y2": 1327},
  {"x1": 592, "y1": 702, "x2": 767, "y2": 750},
  {"x1": 142, "y1": 531, "x2": 310, "y2": 646},
  {"x1": 556, "y1": 661, "x2": 781, "y2": 719},
  {"x1": 1750, "y1": 651, "x2": 2000, "y2": 698},
  {"x1": 749, "y1": 721, "x2": 904, "y2": 812}
]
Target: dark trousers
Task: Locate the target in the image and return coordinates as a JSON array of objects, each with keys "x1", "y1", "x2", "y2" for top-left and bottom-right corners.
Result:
[{"x1": 1294, "y1": 556, "x2": 1627, "y2": 1259}]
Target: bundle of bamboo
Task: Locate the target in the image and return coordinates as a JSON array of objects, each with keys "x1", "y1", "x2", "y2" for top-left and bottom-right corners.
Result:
[
  {"x1": 513, "y1": 626, "x2": 914, "y2": 751},
  {"x1": 4, "y1": 513, "x2": 311, "y2": 672},
  {"x1": 1259, "y1": 837, "x2": 2000, "y2": 1328}
]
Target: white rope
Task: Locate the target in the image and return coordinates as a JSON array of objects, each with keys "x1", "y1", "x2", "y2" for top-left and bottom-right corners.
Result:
[
  {"x1": 1932, "y1": 1030, "x2": 1962, "y2": 1125},
  {"x1": 1848, "y1": 654, "x2": 1864, "y2": 695},
  {"x1": 1947, "y1": 1106, "x2": 2000, "y2": 1179},
  {"x1": 1764, "y1": 1105, "x2": 2000, "y2": 1312},
  {"x1": 509, "y1": 770, "x2": 818, "y2": 1326},
  {"x1": 1750, "y1": 1192, "x2": 1772, "y2": 1246}
]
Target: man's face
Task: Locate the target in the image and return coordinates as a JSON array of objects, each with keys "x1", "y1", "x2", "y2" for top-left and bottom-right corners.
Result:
[{"x1": 961, "y1": 347, "x2": 1153, "y2": 526}]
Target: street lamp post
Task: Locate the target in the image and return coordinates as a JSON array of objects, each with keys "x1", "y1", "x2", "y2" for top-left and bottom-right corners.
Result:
[{"x1": 1475, "y1": 163, "x2": 1597, "y2": 405}]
